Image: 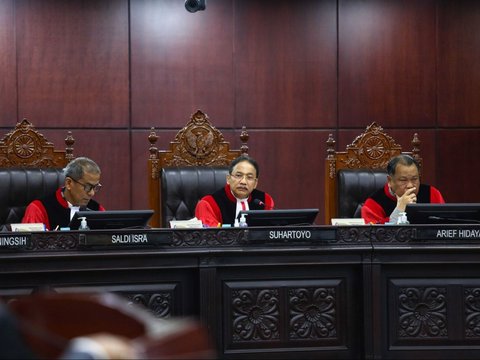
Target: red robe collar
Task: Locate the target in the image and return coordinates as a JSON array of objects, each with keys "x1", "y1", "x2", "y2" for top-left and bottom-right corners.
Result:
[
  {"x1": 55, "y1": 187, "x2": 70, "y2": 209},
  {"x1": 383, "y1": 183, "x2": 396, "y2": 201}
]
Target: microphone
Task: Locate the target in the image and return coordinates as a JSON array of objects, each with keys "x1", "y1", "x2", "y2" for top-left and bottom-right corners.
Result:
[{"x1": 253, "y1": 199, "x2": 273, "y2": 210}]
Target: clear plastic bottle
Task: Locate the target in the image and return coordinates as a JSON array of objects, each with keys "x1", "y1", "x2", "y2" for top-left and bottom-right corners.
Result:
[
  {"x1": 239, "y1": 213, "x2": 248, "y2": 227},
  {"x1": 397, "y1": 212, "x2": 409, "y2": 225},
  {"x1": 78, "y1": 216, "x2": 90, "y2": 230}
]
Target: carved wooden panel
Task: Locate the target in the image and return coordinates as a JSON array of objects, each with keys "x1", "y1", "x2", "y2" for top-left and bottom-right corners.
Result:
[
  {"x1": 120, "y1": 290, "x2": 175, "y2": 319},
  {"x1": 324, "y1": 122, "x2": 421, "y2": 224},
  {"x1": 0, "y1": 119, "x2": 74, "y2": 168},
  {"x1": 223, "y1": 279, "x2": 343, "y2": 351},
  {"x1": 149, "y1": 110, "x2": 248, "y2": 172},
  {"x1": 148, "y1": 110, "x2": 249, "y2": 227},
  {"x1": 397, "y1": 286, "x2": 448, "y2": 339},
  {"x1": 388, "y1": 278, "x2": 480, "y2": 350},
  {"x1": 465, "y1": 287, "x2": 480, "y2": 338}
]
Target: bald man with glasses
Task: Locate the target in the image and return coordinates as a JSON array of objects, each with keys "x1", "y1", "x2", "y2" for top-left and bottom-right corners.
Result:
[
  {"x1": 195, "y1": 155, "x2": 275, "y2": 227},
  {"x1": 22, "y1": 157, "x2": 105, "y2": 230}
]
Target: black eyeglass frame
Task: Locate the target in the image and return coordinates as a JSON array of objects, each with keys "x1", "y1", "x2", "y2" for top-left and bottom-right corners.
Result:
[{"x1": 68, "y1": 177, "x2": 102, "y2": 193}]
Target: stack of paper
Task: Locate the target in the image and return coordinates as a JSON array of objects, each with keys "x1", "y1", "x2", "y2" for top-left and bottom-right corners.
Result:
[
  {"x1": 10, "y1": 223, "x2": 46, "y2": 232},
  {"x1": 169, "y1": 217, "x2": 203, "y2": 229}
]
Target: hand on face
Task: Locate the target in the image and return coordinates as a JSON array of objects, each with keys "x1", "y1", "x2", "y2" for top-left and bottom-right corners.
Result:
[
  {"x1": 396, "y1": 186, "x2": 417, "y2": 211},
  {"x1": 388, "y1": 163, "x2": 420, "y2": 211}
]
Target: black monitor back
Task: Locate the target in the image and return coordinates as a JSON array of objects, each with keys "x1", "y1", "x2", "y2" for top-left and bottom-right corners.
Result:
[
  {"x1": 406, "y1": 203, "x2": 480, "y2": 224},
  {"x1": 239, "y1": 209, "x2": 319, "y2": 227},
  {"x1": 69, "y1": 210, "x2": 154, "y2": 230}
]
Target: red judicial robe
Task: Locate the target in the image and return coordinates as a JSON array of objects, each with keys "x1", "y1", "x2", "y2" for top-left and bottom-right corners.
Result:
[
  {"x1": 22, "y1": 188, "x2": 105, "y2": 230},
  {"x1": 361, "y1": 183, "x2": 445, "y2": 224},
  {"x1": 195, "y1": 184, "x2": 275, "y2": 227}
]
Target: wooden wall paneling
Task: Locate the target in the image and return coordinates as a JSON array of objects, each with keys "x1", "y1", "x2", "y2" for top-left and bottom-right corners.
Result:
[
  {"x1": 131, "y1": 129, "x2": 180, "y2": 212},
  {"x1": 247, "y1": 130, "x2": 328, "y2": 224},
  {"x1": 130, "y1": 0, "x2": 235, "y2": 129},
  {"x1": 436, "y1": 130, "x2": 480, "y2": 203},
  {"x1": 338, "y1": 0, "x2": 436, "y2": 128},
  {"x1": 0, "y1": 0, "x2": 17, "y2": 125},
  {"x1": 437, "y1": 0, "x2": 480, "y2": 127},
  {"x1": 42, "y1": 129, "x2": 132, "y2": 210},
  {"x1": 15, "y1": 0, "x2": 129, "y2": 127},
  {"x1": 387, "y1": 129, "x2": 438, "y2": 186},
  {"x1": 234, "y1": 0, "x2": 337, "y2": 129}
]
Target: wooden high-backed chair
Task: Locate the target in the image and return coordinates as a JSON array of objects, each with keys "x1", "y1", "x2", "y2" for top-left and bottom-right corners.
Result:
[
  {"x1": 148, "y1": 110, "x2": 248, "y2": 228},
  {"x1": 324, "y1": 122, "x2": 421, "y2": 224},
  {"x1": 0, "y1": 119, "x2": 74, "y2": 225}
]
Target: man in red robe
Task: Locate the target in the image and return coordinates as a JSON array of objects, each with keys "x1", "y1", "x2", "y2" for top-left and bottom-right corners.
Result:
[
  {"x1": 195, "y1": 155, "x2": 274, "y2": 227},
  {"x1": 361, "y1": 154, "x2": 445, "y2": 224},
  {"x1": 22, "y1": 157, "x2": 105, "y2": 230}
]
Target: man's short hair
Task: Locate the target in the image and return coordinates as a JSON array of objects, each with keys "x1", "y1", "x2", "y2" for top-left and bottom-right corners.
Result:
[
  {"x1": 387, "y1": 154, "x2": 419, "y2": 176},
  {"x1": 229, "y1": 155, "x2": 259, "y2": 178},
  {"x1": 64, "y1": 157, "x2": 101, "y2": 180}
]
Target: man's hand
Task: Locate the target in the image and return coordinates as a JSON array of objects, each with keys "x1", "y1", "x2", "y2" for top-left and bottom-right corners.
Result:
[{"x1": 396, "y1": 187, "x2": 417, "y2": 211}]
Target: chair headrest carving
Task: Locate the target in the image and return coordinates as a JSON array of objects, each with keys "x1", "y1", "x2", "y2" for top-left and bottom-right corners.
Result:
[
  {"x1": 149, "y1": 110, "x2": 248, "y2": 172},
  {"x1": 0, "y1": 119, "x2": 74, "y2": 168}
]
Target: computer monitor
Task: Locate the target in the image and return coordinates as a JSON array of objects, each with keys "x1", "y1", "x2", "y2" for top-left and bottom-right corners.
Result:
[
  {"x1": 69, "y1": 210, "x2": 154, "y2": 230},
  {"x1": 239, "y1": 209, "x2": 319, "y2": 227},
  {"x1": 406, "y1": 203, "x2": 480, "y2": 224}
]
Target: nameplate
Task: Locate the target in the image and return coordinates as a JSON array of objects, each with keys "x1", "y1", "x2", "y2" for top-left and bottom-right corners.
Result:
[
  {"x1": 415, "y1": 226, "x2": 480, "y2": 240},
  {"x1": 0, "y1": 234, "x2": 31, "y2": 249},
  {"x1": 246, "y1": 227, "x2": 336, "y2": 244},
  {"x1": 78, "y1": 231, "x2": 172, "y2": 247}
]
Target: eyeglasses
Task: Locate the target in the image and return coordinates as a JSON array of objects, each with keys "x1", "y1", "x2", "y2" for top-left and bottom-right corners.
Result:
[
  {"x1": 69, "y1": 177, "x2": 102, "y2": 193},
  {"x1": 230, "y1": 172, "x2": 257, "y2": 182}
]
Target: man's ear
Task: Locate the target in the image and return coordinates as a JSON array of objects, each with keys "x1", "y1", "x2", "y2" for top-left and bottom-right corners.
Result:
[{"x1": 65, "y1": 177, "x2": 73, "y2": 190}]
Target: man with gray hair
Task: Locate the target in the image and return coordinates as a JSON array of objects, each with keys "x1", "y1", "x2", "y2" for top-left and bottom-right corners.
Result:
[
  {"x1": 22, "y1": 157, "x2": 105, "y2": 230},
  {"x1": 361, "y1": 154, "x2": 445, "y2": 224}
]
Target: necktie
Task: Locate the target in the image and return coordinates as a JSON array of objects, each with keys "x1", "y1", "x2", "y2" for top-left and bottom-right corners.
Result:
[{"x1": 241, "y1": 201, "x2": 246, "y2": 211}]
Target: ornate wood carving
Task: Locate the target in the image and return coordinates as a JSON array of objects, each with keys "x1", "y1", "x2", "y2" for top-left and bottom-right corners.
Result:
[
  {"x1": 148, "y1": 110, "x2": 248, "y2": 169},
  {"x1": 324, "y1": 122, "x2": 421, "y2": 224},
  {"x1": 123, "y1": 291, "x2": 173, "y2": 319},
  {"x1": 397, "y1": 287, "x2": 447, "y2": 338},
  {"x1": 336, "y1": 227, "x2": 371, "y2": 244},
  {"x1": 371, "y1": 226, "x2": 416, "y2": 243},
  {"x1": 289, "y1": 287, "x2": 337, "y2": 339},
  {"x1": 28, "y1": 233, "x2": 79, "y2": 250},
  {"x1": 0, "y1": 119, "x2": 74, "y2": 168},
  {"x1": 231, "y1": 288, "x2": 280, "y2": 342},
  {"x1": 148, "y1": 110, "x2": 249, "y2": 227},
  {"x1": 330, "y1": 122, "x2": 406, "y2": 179},
  {"x1": 465, "y1": 287, "x2": 480, "y2": 338},
  {"x1": 171, "y1": 229, "x2": 247, "y2": 247}
]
